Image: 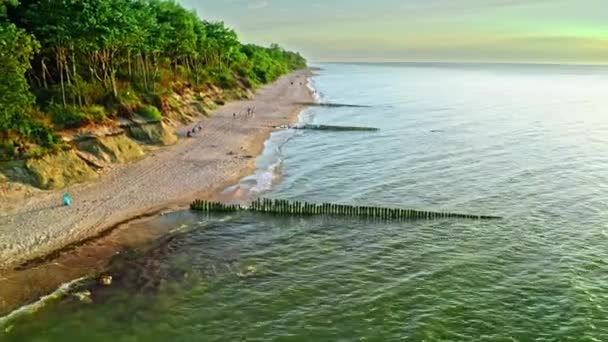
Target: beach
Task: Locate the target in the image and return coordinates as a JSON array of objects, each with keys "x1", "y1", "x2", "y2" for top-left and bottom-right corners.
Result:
[
  {"x1": 4, "y1": 62, "x2": 608, "y2": 340},
  {"x1": 0, "y1": 69, "x2": 314, "y2": 272}
]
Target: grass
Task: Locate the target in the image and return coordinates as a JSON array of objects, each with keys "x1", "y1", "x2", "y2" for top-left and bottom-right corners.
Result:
[
  {"x1": 47, "y1": 104, "x2": 108, "y2": 129},
  {"x1": 136, "y1": 105, "x2": 162, "y2": 121}
]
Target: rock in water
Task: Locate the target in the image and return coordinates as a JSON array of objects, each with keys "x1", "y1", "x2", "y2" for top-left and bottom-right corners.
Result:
[{"x1": 99, "y1": 275, "x2": 113, "y2": 286}]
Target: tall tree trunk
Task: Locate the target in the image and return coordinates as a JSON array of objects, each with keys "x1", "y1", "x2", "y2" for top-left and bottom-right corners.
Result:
[
  {"x1": 152, "y1": 53, "x2": 159, "y2": 92},
  {"x1": 100, "y1": 50, "x2": 113, "y2": 94},
  {"x1": 57, "y1": 53, "x2": 66, "y2": 106},
  {"x1": 100, "y1": 50, "x2": 108, "y2": 84},
  {"x1": 41, "y1": 59, "x2": 48, "y2": 89},
  {"x1": 139, "y1": 53, "x2": 148, "y2": 90},
  {"x1": 192, "y1": 57, "x2": 199, "y2": 85},
  {"x1": 110, "y1": 68, "x2": 118, "y2": 98},
  {"x1": 127, "y1": 49, "x2": 132, "y2": 79},
  {"x1": 71, "y1": 46, "x2": 82, "y2": 106},
  {"x1": 185, "y1": 56, "x2": 192, "y2": 83},
  {"x1": 64, "y1": 59, "x2": 74, "y2": 105},
  {"x1": 31, "y1": 73, "x2": 42, "y2": 88},
  {"x1": 60, "y1": 67, "x2": 66, "y2": 106},
  {"x1": 145, "y1": 53, "x2": 152, "y2": 90},
  {"x1": 109, "y1": 50, "x2": 118, "y2": 98}
]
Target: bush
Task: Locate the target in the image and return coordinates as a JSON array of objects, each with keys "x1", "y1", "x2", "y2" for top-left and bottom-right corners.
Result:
[
  {"x1": 137, "y1": 105, "x2": 162, "y2": 121},
  {"x1": 214, "y1": 71, "x2": 238, "y2": 89},
  {"x1": 47, "y1": 104, "x2": 89, "y2": 129},
  {"x1": 46, "y1": 104, "x2": 108, "y2": 129},
  {"x1": 117, "y1": 90, "x2": 141, "y2": 109},
  {"x1": 29, "y1": 122, "x2": 59, "y2": 147},
  {"x1": 85, "y1": 105, "x2": 107, "y2": 123},
  {"x1": 0, "y1": 140, "x2": 17, "y2": 159},
  {"x1": 142, "y1": 93, "x2": 162, "y2": 109}
]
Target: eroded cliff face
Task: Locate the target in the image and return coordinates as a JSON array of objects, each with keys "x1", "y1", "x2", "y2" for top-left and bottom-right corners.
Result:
[
  {"x1": 126, "y1": 122, "x2": 177, "y2": 146},
  {"x1": 0, "y1": 82, "x2": 252, "y2": 192},
  {"x1": 27, "y1": 150, "x2": 100, "y2": 190},
  {"x1": 0, "y1": 151, "x2": 97, "y2": 190},
  {"x1": 0, "y1": 133, "x2": 149, "y2": 190}
]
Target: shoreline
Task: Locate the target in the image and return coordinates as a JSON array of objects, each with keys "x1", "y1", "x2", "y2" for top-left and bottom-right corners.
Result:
[{"x1": 0, "y1": 69, "x2": 315, "y2": 273}]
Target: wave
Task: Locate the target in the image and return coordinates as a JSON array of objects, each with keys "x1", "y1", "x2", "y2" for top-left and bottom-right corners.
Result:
[
  {"x1": 0, "y1": 276, "x2": 87, "y2": 329},
  {"x1": 223, "y1": 131, "x2": 292, "y2": 198},
  {"x1": 224, "y1": 79, "x2": 319, "y2": 198},
  {"x1": 307, "y1": 77, "x2": 321, "y2": 102},
  {"x1": 250, "y1": 157, "x2": 283, "y2": 194}
]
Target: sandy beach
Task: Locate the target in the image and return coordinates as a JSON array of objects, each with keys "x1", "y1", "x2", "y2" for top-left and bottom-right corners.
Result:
[{"x1": 0, "y1": 69, "x2": 314, "y2": 271}]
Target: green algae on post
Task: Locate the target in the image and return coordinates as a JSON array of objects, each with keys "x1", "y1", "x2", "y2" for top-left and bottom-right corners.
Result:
[{"x1": 190, "y1": 198, "x2": 502, "y2": 220}]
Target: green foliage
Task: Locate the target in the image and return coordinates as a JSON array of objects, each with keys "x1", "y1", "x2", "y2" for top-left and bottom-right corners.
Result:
[
  {"x1": 142, "y1": 92, "x2": 162, "y2": 109},
  {"x1": 0, "y1": 141, "x2": 15, "y2": 158},
  {"x1": 47, "y1": 104, "x2": 89, "y2": 129},
  {"x1": 0, "y1": 20, "x2": 39, "y2": 135},
  {"x1": 1, "y1": 0, "x2": 306, "y2": 159},
  {"x1": 117, "y1": 90, "x2": 141, "y2": 109},
  {"x1": 136, "y1": 105, "x2": 162, "y2": 121},
  {"x1": 215, "y1": 71, "x2": 238, "y2": 89},
  {"x1": 0, "y1": 0, "x2": 17, "y2": 17},
  {"x1": 26, "y1": 121, "x2": 60, "y2": 147},
  {"x1": 47, "y1": 104, "x2": 106, "y2": 129},
  {"x1": 240, "y1": 44, "x2": 304, "y2": 85},
  {"x1": 85, "y1": 105, "x2": 107, "y2": 123}
]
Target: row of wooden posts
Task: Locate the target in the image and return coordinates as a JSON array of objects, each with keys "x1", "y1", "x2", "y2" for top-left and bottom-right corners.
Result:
[
  {"x1": 190, "y1": 198, "x2": 501, "y2": 220},
  {"x1": 289, "y1": 124, "x2": 379, "y2": 132}
]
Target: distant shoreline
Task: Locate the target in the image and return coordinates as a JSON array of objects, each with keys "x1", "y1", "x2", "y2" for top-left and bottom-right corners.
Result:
[
  {"x1": 0, "y1": 69, "x2": 315, "y2": 274},
  {"x1": 316, "y1": 61, "x2": 608, "y2": 67}
]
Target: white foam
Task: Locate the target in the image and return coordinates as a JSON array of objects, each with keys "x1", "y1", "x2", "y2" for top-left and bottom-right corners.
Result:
[
  {"x1": 0, "y1": 276, "x2": 88, "y2": 328},
  {"x1": 246, "y1": 78, "x2": 321, "y2": 194},
  {"x1": 222, "y1": 75, "x2": 319, "y2": 197},
  {"x1": 307, "y1": 77, "x2": 321, "y2": 102},
  {"x1": 250, "y1": 158, "x2": 283, "y2": 194}
]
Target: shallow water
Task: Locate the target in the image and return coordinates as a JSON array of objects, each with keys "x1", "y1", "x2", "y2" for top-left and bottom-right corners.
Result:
[{"x1": 4, "y1": 63, "x2": 608, "y2": 341}]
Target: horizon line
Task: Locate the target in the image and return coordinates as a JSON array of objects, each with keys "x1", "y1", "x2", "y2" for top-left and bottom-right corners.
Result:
[{"x1": 310, "y1": 60, "x2": 608, "y2": 67}]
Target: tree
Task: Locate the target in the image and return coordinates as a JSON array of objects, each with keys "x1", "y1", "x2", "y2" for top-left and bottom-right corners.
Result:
[
  {"x1": 1, "y1": 0, "x2": 307, "y2": 154},
  {"x1": 204, "y1": 21, "x2": 241, "y2": 72},
  {"x1": 0, "y1": 0, "x2": 17, "y2": 17},
  {"x1": 0, "y1": 9, "x2": 39, "y2": 136}
]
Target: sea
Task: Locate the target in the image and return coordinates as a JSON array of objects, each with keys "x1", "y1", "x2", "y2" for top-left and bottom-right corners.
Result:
[{"x1": 3, "y1": 62, "x2": 608, "y2": 341}]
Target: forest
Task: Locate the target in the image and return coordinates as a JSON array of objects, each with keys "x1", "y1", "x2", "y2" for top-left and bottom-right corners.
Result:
[{"x1": 0, "y1": 0, "x2": 306, "y2": 158}]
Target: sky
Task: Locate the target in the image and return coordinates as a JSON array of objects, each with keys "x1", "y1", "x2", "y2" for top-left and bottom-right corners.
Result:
[{"x1": 178, "y1": 0, "x2": 608, "y2": 64}]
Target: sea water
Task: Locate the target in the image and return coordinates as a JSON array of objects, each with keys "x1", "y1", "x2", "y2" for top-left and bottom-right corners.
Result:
[{"x1": 4, "y1": 63, "x2": 608, "y2": 341}]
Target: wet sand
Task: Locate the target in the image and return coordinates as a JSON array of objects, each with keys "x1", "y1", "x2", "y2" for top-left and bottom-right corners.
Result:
[
  {"x1": 0, "y1": 69, "x2": 314, "y2": 273},
  {"x1": 0, "y1": 213, "x2": 169, "y2": 316}
]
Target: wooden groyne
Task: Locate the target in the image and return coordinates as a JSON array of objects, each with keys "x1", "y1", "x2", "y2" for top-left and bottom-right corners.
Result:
[
  {"x1": 190, "y1": 198, "x2": 501, "y2": 220},
  {"x1": 281, "y1": 124, "x2": 379, "y2": 132},
  {"x1": 296, "y1": 102, "x2": 371, "y2": 108}
]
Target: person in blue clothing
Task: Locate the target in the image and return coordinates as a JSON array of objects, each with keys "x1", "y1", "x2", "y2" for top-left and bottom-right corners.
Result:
[{"x1": 63, "y1": 193, "x2": 71, "y2": 206}]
